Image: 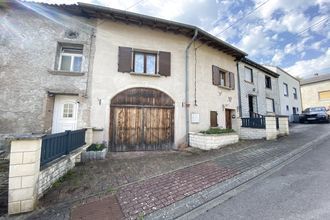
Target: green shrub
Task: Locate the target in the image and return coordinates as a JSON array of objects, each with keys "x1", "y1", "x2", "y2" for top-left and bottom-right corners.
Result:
[
  {"x1": 86, "y1": 143, "x2": 106, "y2": 152},
  {"x1": 200, "y1": 128, "x2": 234, "y2": 134}
]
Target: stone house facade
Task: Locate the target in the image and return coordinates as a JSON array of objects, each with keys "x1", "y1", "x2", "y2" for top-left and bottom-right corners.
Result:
[
  {"x1": 265, "y1": 66, "x2": 302, "y2": 122},
  {"x1": 300, "y1": 74, "x2": 330, "y2": 110},
  {"x1": 76, "y1": 3, "x2": 246, "y2": 150},
  {"x1": 0, "y1": 1, "x2": 95, "y2": 152},
  {"x1": 237, "y1": 58, "x2": 280, "y2": 118}
]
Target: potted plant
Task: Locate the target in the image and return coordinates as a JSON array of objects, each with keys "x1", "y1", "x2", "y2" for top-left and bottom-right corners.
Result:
[{"x1": 81, "y1": 143, "x2": 107, "y2": 161}]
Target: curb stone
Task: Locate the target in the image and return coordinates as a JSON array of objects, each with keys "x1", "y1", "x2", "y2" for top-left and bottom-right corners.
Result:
[{"x1": 145, "y1": 131, "x2": 330, "y2": 220}]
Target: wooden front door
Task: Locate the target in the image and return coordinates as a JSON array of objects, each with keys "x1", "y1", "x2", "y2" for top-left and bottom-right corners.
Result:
[
  {"x1": 110, "y1": 88, "x2": 174, "y2": 152},
  {"x1": 225, "y1": 109, "x2": 232, "y2": 129}
]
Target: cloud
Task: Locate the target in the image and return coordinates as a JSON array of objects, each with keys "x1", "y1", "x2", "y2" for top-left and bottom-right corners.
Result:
[
  {"x1": 271, "y1": 49, "x2": 285, "y2": 65},
  {"x1": 286, "y1": 49, "x2": 330, "y2": 77},
  {"x1": 237, "y1": 26, "x2": 274, "y2": 57}
]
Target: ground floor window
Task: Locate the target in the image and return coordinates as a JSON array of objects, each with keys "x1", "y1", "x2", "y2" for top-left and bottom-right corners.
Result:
[{"x1": 266, "y1": 98, "x2": 275, "y2": 113}]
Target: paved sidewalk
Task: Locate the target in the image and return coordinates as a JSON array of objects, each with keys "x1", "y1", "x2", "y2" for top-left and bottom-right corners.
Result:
[
  {"x1": 70, "y1": 124, "x2": 330, "y2": 220},
  {"x1": 17, "y1": 124, "x2": 329, "y2": 220}
]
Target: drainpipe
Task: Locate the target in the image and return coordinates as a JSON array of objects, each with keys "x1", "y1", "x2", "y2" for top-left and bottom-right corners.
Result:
[
  {"x1": 185, "y1": 29, "x2": 198, "y2": 145},
  {"x1": 236, "y1": 59, "x2": 243, "y2": 117}
]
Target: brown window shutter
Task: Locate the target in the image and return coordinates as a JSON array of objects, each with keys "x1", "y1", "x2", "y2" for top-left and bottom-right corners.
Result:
[
  {"x1": 212, "y1": 65, "x2": 220, "y2": 85},
  {"x1": 210, "y1": 111, "x2": 218, "y2": 127},
  {"x1": 159, "y1": 51, "x2": 171, "y2": 76},
  {"x1": 230, "y1": 72, "x2": 235, "y2": 89},
  {"x1": 118, "y1": 47, "x2": 132, "y2": 72},
  {"x1": 225, "y1": 71, "x2": 230, "y2": 87}
]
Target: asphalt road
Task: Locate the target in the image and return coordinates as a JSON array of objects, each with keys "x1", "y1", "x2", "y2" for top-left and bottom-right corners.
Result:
[{"x1": 194, "y1": 124, "x2": 330, "y2": 220}]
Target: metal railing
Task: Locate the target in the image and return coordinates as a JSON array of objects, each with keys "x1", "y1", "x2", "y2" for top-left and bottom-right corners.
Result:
[
  {"x1": 40, "y1": 129, "x2": 87, "y2": 166},
  {"x1": 241, "y1": 117, "x2": 265, "y2": 129},
  {"x1": 250, "y1": 111, "x2": 264, "y2": 118}
]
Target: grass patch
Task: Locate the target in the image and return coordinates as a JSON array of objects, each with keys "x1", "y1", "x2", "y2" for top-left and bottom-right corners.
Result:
[
  {"x1": 200, "y1": 128, "x2": 234, "y2": 134},
  {"x1": 52, "y1": 170, "x2": 78, "y2": 188},
  {"x1": 87, "y1": 143, "x2": 106, "y2": 152},
  {"x1": 107, "y1": 186, "x2": 117, "y2": 193}
]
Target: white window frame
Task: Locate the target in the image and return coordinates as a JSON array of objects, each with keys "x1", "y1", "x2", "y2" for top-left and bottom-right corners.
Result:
[
  {"x1": 266, "y1": 98, "x2": 275, "y2": 113},
  {"x1": 58, "y1": 47, "x2": 83, "y2": 72},
  {"x1": 283, "y1": 83, "x2": 289, "y2": 96},
  {"x1": 244, "y1": 66, "x2": 253, "y2": 83}
]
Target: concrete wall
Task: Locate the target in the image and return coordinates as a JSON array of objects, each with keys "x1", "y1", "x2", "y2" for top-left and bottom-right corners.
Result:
[
  {"x1": 266, "y1": 66, "x2": 302, "y2": 122},
  {"x1": 0, "y1": 2, "x2": 95, "y2": 152},
  {"x1": 90, "y1": 20, "x2": 239, "y2": 147},
  {"x1": 300, "y1": 80, "x2": 330, "y2": 110},
  {"x1": 238, "y1": 62, "x2": 280, "y2": 118}
]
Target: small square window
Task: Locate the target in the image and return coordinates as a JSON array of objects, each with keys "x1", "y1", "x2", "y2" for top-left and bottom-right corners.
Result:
[
  {"x1": 58, "y1": 44, "x2": 83, "y2": 72},
  {"x1": 63, "y1": 103, "x2": 74, "y2": 118}
]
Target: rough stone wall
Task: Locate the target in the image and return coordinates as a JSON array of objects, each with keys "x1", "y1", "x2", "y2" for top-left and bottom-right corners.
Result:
[
  {"x1": 0, "y1": 2, "x2": 95, "y2": 152},
  {"x1": 37, "y1": 156, "x2": 75, "y2": 198},
  {"x1": 238, "y1": 62, "x2": 280, "y2": 118}
]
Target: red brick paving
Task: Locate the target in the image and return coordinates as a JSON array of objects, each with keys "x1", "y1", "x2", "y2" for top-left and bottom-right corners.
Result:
[
  {"x1": 117, "y1": 161, "x2": 238, "y2": 219},
  {"x1": 71, "y1": 195, "x2": 124, "y2": 220}
]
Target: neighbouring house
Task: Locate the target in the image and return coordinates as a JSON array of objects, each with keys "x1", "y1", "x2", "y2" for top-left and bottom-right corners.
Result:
[
  {"x1": 72, "y1": 3, "x2": 247, "y2": 151},
  {"x1": 237, "y1": 58, "x2": 280, "y2": 118},
  {"x1": 300, "y1": 73, "x2": 330, "y2": 110},
  {"x1": 0, "y1": 1, "x2": 95, "y2": 153},
  {"x1": 265, "y1": 66, "x2": 302, "y2": 122}
]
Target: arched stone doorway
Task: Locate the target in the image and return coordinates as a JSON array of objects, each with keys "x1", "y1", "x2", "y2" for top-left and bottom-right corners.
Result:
[{"x1": 110, "y1": 88, "x2": 175, "y2": 151}]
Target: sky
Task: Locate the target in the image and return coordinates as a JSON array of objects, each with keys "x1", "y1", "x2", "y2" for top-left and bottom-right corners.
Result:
[{"x1": 26, "y1": 0, "x2": 330, "y2": 78}]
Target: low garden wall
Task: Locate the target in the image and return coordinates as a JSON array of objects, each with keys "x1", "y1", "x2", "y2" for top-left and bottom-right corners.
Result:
[
  {"x1": 7, "y1": 128, "x2": 93, "y2": 215},
  {"x1": 37, "y1": 147, "x2": 84, "y2": 198},
  {"x1": 239, "y1": 127, "x2": 267, "y2": 139},
  {"x1": 189, "y1": 132, "x2": 239, "y2": 150}
]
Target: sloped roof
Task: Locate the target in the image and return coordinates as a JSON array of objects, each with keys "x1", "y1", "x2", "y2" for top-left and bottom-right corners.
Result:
[
  {"x1": 301, "y1": 73, "x2": 330, "y2": 85},
  {"x1": 241, "y1": 58, "x2": 279, "y2": 78},
  {"x1": 55, "y1": 2, "x2": 247, "y2": 58}
]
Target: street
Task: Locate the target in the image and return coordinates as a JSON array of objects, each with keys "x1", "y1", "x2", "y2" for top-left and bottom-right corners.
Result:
[{"x1": 195, "y1": 124, "x2": 330, "y2": 220}]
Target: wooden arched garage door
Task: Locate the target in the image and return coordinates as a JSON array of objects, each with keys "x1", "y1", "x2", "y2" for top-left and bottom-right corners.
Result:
[{"x1": 110, "y1": 88, "x2": 175, "y2": 152}]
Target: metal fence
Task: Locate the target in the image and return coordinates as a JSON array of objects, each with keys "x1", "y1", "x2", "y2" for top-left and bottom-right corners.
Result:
[
  {"x1": 241, "y1": 117, "x2": 266, "y2": 129},
  {"x1": 40, "y1": 129, "x2": 87, "y2": 166}
]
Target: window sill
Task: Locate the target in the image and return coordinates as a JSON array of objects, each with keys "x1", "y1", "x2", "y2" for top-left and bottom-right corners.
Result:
[
  {"x1": 266, "y1": 87, "x2": 272, "y2": 90},
  {"x1": 48, "y1": 70, "x2": 86, "y2": 76},
  {"x1": 218, "y1": 85, "x2": 232, "y2": 90},
  {"x1": 130, "y1": 72, "x2": 161, "y2": 77},
  {"x1": 244, "y1": 80, "x2": 254, "y2": 84}
]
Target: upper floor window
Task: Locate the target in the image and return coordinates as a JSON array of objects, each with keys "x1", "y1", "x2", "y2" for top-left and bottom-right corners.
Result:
[
  {"x1": 58, "y1": 44, "x2": 83, "y2": 72},
  {"x1": 244, "y1": 66, "x2": 253, "y2": 83},
  {"x1": 118, "y1": 47, "x2": 171, "y2": 76},
  {"x1": 265, "y1": 75, "x2": 272, "y2": 89},
  {"x1": 283, "y1": 83, "x2": 289, "y2": 96},
  {"x1": 212, "y1": 65, "x2": 235, "y2": 89},
  {"x1": 319, "y1": 90, "x2": 330, "y2": 101},
  {"x1": 293, "y1": 87, "x2": 298, "y2": 99},
  {"x1": 134, "y1": 52, "x2": 157, "y2": 74}
]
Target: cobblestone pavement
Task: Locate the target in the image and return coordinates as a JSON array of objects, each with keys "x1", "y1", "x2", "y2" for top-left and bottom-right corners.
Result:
[
  {"x1": 0, "y1": 160, "x2": 9, "y2": 216},
  {"x1": 16, "y1": 123, "x2": 328, "y2": 220}
]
